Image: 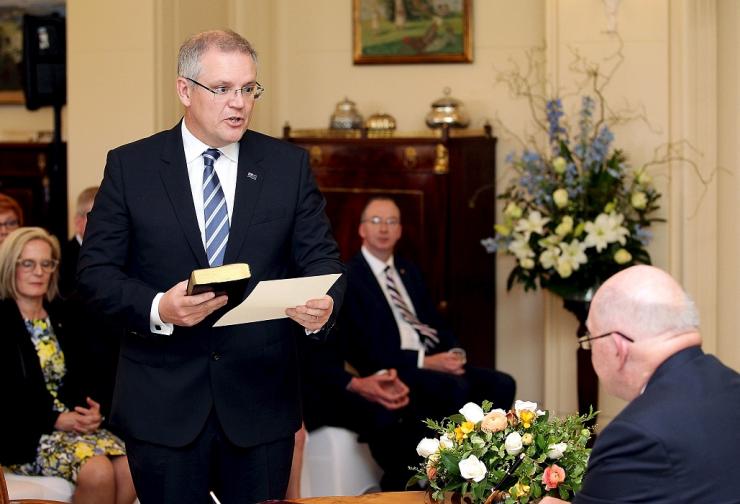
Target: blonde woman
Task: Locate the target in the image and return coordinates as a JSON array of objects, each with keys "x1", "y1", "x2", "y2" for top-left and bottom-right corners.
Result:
[{"x1": 0, "y1": 227, "x2": 136, "y2": 504}]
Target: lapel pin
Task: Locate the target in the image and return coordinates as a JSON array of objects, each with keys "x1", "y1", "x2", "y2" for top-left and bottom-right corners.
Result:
[{"x1": 247, "y1": 172, "x2": 258, "y2": 180}]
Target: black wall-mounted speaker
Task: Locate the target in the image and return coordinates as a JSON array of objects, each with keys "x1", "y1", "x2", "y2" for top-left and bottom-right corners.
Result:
[{"x1": 22, "y1": 13, "x2": 66, "y2": 111}]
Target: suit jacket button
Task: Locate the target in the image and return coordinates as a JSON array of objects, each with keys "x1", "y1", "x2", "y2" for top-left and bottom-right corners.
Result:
[{"x1": 211, "y1": 352, "x2": 221, "y2": 361}]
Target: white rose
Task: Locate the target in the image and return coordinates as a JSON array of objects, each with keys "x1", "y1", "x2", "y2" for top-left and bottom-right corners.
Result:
[
  {"x1": 547, "y1": 442, "x2": 568, "y2": 459},
  {"x1": 416, "y1": 437, "x2": 440, "y2": 458},
  {"x1": 505, "y1": 432, "x2": 523, "y2": 456},
  {"x1": 439, "y1": 434, "x2": 454, "y2": 450},
  {"x1": 520, "y1": 257, "x2": 535, "y2": 269},
  {"x1": 458, "y1": 455, "x2": 487, "y2": 482},
  {"x1": 459, "y1": 402, "x2": 485, "y2": 424},
  {"x1": 553, "y1": 188, "x2": 569, "y2": 208}
]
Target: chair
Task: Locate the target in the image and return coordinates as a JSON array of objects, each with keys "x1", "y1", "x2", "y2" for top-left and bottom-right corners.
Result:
[
  {"x1": 0, "y1": 468, "x2": 69, "y2": 504},
  {"x1": 299, "y1": 426, "x2": 382, "y2": 497}
]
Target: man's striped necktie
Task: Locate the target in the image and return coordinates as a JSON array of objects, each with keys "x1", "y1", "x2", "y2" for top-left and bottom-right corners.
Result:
[
  {"x1": 202, "y1": 148, "x2": 229, "y2": 266},
  {"x1": 384, "y1": 265, "x2": 440, "y2": 350}
]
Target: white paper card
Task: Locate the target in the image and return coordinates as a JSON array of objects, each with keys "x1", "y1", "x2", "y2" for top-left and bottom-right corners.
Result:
[{"x1": 213, "y1": 273, "x2": 341, "y2": 327}]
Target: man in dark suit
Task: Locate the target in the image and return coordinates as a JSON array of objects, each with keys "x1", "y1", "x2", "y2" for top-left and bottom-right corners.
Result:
[
  {"x1": 542, "y1": 265, "x2": 740, "y2": 504},
  {"x1": 341, "y1": 197, "x2": 515, "y2": 421},
  {"x1": 59, "y1": 186, "x2": 97, "y2": 298},
  {"x1": 78, "y1": 30, "x2": 345, "y2": 504},
  {"x1": 299, "y1": 332, "x2": 430, "y2": 490}
]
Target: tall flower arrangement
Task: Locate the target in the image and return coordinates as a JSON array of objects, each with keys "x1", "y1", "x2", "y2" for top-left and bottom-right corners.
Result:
[{"x1": 482, "y1": 88, "x2": 662, "y2": 299}]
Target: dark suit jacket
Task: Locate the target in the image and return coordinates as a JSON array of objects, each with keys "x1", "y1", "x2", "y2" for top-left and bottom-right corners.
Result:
[
  {"x1": 59, "y1": 237, "x2": 80, "y2": 298},
  {"x1": 0, "y1": 299, "x2": 86, "y2": 465},
  {"x1": 341, "y1": 252, "x2": 457, "y2": 376},
  {"x1": 77, "y1": 123, "x2": 345, "y2": 449},
  {"x1": 575, "y1": 346, "x2": 740, "y2": 503}
]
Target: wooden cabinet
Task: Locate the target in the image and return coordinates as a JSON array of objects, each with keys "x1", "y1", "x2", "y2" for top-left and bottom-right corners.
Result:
[
  {"x1": 0, "y1": 142, "x2": 67, "y2": 241},
  {"x1": 285, "y1": 127, "x2": 498, "y2": 367}
]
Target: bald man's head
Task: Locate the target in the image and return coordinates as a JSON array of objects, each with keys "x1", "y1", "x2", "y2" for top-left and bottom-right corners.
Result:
[{"x1": 589, "y1": 265, "x2": 700, "y2": 342}]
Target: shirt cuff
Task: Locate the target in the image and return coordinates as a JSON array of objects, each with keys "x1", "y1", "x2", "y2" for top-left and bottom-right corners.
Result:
[
  {"x1": 417, "y1": 348, "x2": 426, "y2": 368},
  {"x1": 150, "y1": 293, "x2": 174, "y2": 335}
]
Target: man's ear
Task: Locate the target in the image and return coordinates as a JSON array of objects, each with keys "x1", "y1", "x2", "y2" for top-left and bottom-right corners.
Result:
[
  {"x1": 176, "y1": 77, "x2": 191, "y2": 107},
  {"x1": 613, "y1": 333, "x2": 630, "y2": 370}
]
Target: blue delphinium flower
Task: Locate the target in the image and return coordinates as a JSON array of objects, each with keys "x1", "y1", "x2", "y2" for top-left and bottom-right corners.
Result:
[
  {"x1": 586, "y1": 126, "x2": 615, "y2": 169},
  {"x1": 546, "y1": 98, "x2": 566, "y2": 145},
  {"x1": 634, "y1": 225, "x2": 653, "y2": 247}
]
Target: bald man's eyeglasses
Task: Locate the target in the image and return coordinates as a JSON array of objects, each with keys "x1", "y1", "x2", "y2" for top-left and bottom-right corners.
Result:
[
  {"x1": 186, "y1": 78, "x2": 264, "y2": 101},
  {"x1": 578, "y1": 331, "x2": 634, "y2": 350}
]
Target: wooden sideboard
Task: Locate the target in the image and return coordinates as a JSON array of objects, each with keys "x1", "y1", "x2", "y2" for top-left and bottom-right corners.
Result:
[
  {"x1": 0, "y1": 142, "x2": 67, "y2": 241},
  {"x1": 285, "y1": 126, "x2": 497, "y2": 368}
]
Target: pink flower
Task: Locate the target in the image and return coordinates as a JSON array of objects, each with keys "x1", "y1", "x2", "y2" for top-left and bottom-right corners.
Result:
[
  {"x1": 481, "y1": 409, "x2": 508, "y2": 433},
  {"x1": 542, "y1": 464, "x2": 566, "y2": 490}
]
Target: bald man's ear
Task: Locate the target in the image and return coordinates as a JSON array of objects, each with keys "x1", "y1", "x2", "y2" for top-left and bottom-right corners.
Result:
[{"x1": 613, "y1": 333, "x2": 631, "y2": 370}]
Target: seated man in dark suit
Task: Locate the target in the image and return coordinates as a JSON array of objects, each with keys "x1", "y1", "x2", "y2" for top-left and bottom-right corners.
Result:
[
  {"x1": 299, "y1": 333, "x2": 428, "y2": 490},
  {"x1": 342, "y1": 196, "x2": 515, "y2": 421},
  {"x1": 542, "y1": 265, "x2": 740, "y2": 504}
]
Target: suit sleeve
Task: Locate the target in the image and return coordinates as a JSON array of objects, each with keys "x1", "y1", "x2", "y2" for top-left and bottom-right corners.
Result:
[
  {"x1": 289, "y1": 148, "x2": 346, "y2": 338},
  {"x1": 77, "y1": 149, "x2": 158, "y2": 334},
  {"x1": 575, "y1": 420, "x2": 671, "y2": 503}
]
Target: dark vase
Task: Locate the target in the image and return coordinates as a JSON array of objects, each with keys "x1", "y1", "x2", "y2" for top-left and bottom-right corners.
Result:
[{"x1": 561, "y1": 296, "x2": 599, "y2": 431}]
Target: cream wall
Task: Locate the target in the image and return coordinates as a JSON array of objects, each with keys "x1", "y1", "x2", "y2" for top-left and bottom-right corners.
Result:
[{"x1": 4, "y1": 0, "x2": 737, "y2": 423}]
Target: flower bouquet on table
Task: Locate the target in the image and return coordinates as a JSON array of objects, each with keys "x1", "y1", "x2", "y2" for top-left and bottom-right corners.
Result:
[
  {"x1": 482, "y1": 93, "x2": 662, "y2": 299},
  {"x1": 411, "y1": 400, "x2": 596, "y2": 504}
]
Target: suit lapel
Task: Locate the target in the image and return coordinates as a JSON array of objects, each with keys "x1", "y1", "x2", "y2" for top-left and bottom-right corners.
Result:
[
  {"x1": 223, "y1": 132, "x2": 266, "y2": 264},
  {"x1": 158, "y1": 123, "x2": 209, "y2": 268}
]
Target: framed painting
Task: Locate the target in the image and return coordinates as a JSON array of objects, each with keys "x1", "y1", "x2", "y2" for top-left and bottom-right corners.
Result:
[
  {"x1": 353, "y1": 0, "x2": 472, "y2": 64},
  {"x1": 0, "y1": 1, "x2": 65, "y2": 105}
]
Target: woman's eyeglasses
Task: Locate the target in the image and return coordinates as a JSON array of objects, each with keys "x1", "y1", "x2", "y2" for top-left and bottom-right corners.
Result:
[{"x1": 16, "y1": 258, "x2": 59, "y2": 273}]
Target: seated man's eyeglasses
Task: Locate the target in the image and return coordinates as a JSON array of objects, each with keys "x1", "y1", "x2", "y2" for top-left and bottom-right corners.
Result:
[
  {"x1": 17, "y1": 259, "x2": 59, "y2": 273},
  {"x1": 578, "y1": 330, "x2": 634, "y2": 350},
  {"x1": 362, "y1": 216, "x2": 400, "y2": 227},
  {"x1": 0, "y1": 219, "x2": 19, "y2": 230},
  {"x1": 185, "y1": 77, "x2": 265, "y2": 101}
]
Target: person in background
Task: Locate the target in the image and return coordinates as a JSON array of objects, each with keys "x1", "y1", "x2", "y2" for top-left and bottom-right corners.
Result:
[
  {"x1": 541, "y1": 265, "x2": 740, "y2": 504},
  {"x1": 293, "y1": 333, "x2": 425, "y2": 491},
  {"x1": 0, "y1": 192, "x2": 23, "y2": 245},
  {"x1": 342, "y1": 197, "x2": 516, "y2": 421},
  {"x1": 77, "y1": 29, "x2": 344, "y2": 503},
  {"x1": 59, "y1": 186, "x2": 98, "y2": 298},
  {"x1": 0, "y1": 227, "x2": 136, "y2": 504}
]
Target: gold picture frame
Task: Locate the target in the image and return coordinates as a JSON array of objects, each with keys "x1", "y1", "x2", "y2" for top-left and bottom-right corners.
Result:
[{"x1": 353, "y1": 0, "x2": 472, "y2": 65}]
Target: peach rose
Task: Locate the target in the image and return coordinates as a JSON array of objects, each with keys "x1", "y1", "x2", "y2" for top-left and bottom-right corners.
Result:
[
  {"x1": 542, "y1": 464, "x2": 566, "y2": 490},
  {"x1": 426, "y1": 464, "x2": 437, "y2": 480},
  {"x1": 480, "y1": 409, "x2": 508, "y2": 433}
]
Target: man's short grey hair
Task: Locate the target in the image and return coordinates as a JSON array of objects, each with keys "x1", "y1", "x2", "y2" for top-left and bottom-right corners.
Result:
[
  {"x1": 594, "y1": 286, "x2": 700, "y2": 339},
  {"x1": 177, "y1": 29, "x2": 257, "y2": 80}
]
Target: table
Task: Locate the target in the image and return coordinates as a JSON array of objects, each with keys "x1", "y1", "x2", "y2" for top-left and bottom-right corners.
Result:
[{"x1": 286, "y1": 492, "x2": 426, "y2": 504}]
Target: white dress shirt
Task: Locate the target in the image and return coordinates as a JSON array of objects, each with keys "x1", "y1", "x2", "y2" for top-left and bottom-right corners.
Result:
[
  {"x1": 149, "y1": 120, "x2": 239, "y2": 334},
  {"x1": 361, "y1": 246, "x2": 425, "y2": 368}
]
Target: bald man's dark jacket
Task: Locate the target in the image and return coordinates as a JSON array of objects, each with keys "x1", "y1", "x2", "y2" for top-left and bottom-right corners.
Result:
[{"x1": 575, "y1": 346, "x2": 740, "y2": 503}]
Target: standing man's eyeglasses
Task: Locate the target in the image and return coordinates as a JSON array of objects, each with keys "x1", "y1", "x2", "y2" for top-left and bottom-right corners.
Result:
[
  {"x1": 578, "y1": 331, "x2": 634, "y2": 350},
  {"x1": 362, "y1": 216, "x2": 400, "y2": 227},
  {"x1": 185, "y1": 77, "x2": 264, "y2": 101}
]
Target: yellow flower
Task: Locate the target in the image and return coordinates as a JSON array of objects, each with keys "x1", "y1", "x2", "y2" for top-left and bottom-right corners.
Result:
[
  {"x1": 614, "y1": 248, "x2": 632, "y2": 264},
  {"x1": 509, "y1": 481, "x2": 531, "y2": 498},
  {"x1": 494, "y1": 223, "x2": 511, "y2": 237},
  {"x1": 553, "y1": 188, "x2": 569, "y2": 208},
  {"x1": 522, "y1": 433, "x2": 534, "y2": 445},
  {"x1": 504, "y1": 202, "x2": 523, "y2": 220},
  {"x1": 631, "y1": 191, "x2": 648, "y2": 209},
  {"x1": 74, "y1": 443, "x2": 94, "y2": 460},
  {"x1": 519, "y1": 410, "x2": 536, "y2": 428},
  {"x1": 552, "y1": 156, "x2": 567, "y2": 174},
  {"x1": 454, "y1": 421, "x2": 475, "y2": 442}
]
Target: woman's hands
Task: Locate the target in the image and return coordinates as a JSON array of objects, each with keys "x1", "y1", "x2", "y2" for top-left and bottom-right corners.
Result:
[{"x1": 54, "y1": 397, "x2": 103, "y2": 434}]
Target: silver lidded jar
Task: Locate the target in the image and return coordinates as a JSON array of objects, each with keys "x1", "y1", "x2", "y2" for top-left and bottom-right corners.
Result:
[
  {"x1": 330, "y1": 97, "x2": 364, "y2": 130},
  {"x1": 425, "y1": 87, "x2": 470, "y2": 129}
]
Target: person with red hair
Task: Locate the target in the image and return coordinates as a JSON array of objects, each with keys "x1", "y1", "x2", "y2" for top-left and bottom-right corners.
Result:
[{"x1": 0, "y1": 193, "x2": 23, "y2": 245}]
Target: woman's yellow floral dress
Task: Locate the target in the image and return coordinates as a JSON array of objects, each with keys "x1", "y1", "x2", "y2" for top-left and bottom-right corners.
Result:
[{"x1": 8, "y1": 318, "x2": 126, "y2": 483}]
